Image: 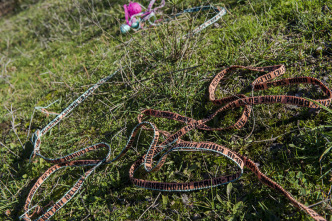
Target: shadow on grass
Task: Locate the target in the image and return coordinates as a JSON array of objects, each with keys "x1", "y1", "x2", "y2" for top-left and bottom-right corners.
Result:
[{"x1": 10, "y1": 140, "x2": 39, "y2": 220}]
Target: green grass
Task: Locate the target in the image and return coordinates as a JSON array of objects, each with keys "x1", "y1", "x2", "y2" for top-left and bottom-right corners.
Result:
[{"x1": 0, "y1": 0, "x2": 332, "y2": 220}]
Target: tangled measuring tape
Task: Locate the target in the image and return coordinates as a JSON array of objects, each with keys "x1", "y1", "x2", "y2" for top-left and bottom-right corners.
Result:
[
  {"x1": 21, "y1": 65, "x2": 331, "y2": 221},
  {"x1": 120, "y1": 3, "x2": 226, "y2": 38},
  {"x1": 168, "y1": 6, "x2": 227, "y2": 39}
]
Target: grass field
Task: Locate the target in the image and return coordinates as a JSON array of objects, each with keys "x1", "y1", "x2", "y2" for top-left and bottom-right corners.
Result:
[{"x1": 0, "y1": 0, "x2": 332, "y2": 220}]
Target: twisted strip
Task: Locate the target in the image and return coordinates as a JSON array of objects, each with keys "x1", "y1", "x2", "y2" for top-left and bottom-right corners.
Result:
[
  {"x1": 158, "y1": 5, "x2": 227, "y2": 38},
  {"x1": 22, "y1": 65, "x2": 330, "y2": 221}
]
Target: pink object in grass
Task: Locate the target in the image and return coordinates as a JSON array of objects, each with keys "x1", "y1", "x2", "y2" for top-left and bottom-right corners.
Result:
[
  {"x1": 124, "y1": 2, "x2": 142, "y2": 25},
  {"x1": 128, "y1": 2, "x2": 142, "y2": 15}
]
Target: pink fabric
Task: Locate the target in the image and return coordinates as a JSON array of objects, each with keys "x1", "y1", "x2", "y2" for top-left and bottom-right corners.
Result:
[
  {"x1": 123, "y1": 4, "x2": 129, "y2": 24},
  {"x1": 123, "y1": 0, "x2": 165, "y2": 26},
  {"x1": 124, "y1": 2, "x2": 142, "y2": 25},
  {"x1": 128, "y1": 2, "x2": 142, "y2": 14}
]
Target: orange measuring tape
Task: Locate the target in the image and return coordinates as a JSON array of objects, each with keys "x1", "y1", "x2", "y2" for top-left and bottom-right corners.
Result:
[{"x1": 21, "y1": 65, "x2": 331, "y2": 221}]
